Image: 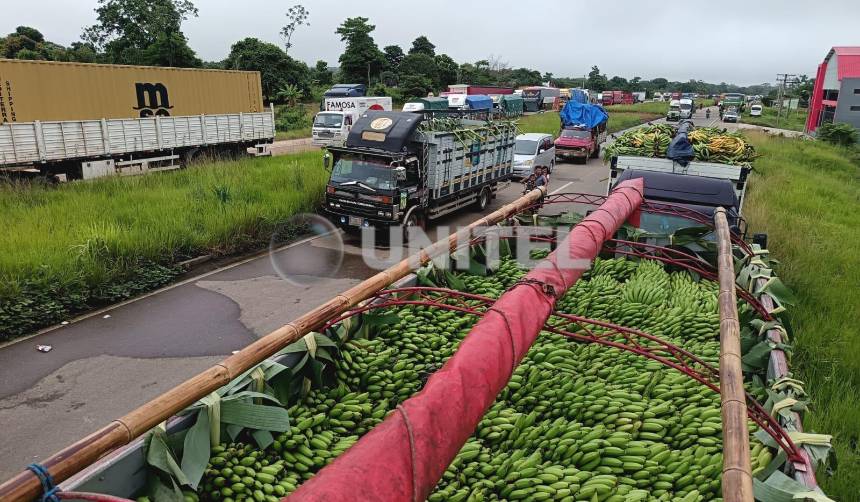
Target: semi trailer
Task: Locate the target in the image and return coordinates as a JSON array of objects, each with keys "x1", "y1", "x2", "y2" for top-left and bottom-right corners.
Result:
[{"x1": 0, "y1": 59, "x2": 274, "y2": 180}]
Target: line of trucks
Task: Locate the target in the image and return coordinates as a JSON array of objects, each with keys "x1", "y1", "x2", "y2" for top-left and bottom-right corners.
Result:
[
  {"x1": 0, "y1": 58, "x2": 274, "y2": 180},
  {"x1": 321, "y1": 100, "x2": 746, "y2": 245}
]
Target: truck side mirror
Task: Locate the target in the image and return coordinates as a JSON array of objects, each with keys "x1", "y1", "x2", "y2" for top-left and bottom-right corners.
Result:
[
  {"x1": 394, "y1": 166, "x2": 407, "y2": 181},
  {"x1": 323, "y1": 153, "x2": 331, "y2": 170}
]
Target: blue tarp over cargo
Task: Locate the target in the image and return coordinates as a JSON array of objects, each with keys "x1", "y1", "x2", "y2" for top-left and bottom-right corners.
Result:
[
  {"x1": 569, "y1": 89, "x2": 588, "y2": 104},
  {"x1": 560, "y1": 101, "x2": 609, "y2": 129},
  {"x1": 465, "y1": 95, "x2": 493, "y2": 110}
]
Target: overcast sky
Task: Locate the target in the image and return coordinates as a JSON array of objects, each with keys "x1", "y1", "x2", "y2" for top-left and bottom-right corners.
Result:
[{"x1": 3, "y1": 0, "x2": 858, "y2": 86}]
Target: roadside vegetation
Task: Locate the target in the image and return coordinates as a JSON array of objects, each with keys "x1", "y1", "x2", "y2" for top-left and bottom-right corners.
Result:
[
  {"x1": 0, "y1": 152, "x2": 327, "y2": 341},
  {"x1": 518, "y1": 102, "x2": 665, "y2": 137},
  {"x1": 743, "y1": 106, "x2": 807, "y2": 132},
  {"x1": 743, "y1": 131, "x2": 859, "y2": 498}
]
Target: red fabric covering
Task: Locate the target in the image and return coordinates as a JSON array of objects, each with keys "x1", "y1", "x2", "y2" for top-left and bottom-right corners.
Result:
[{"x1": 289, "y1": 179, "x2": 644, "y2": 502}]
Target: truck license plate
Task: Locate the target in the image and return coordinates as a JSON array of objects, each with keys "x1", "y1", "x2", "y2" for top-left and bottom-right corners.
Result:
[{"x1": 348, "y1": 216, "x2": 363, "y2": 226}]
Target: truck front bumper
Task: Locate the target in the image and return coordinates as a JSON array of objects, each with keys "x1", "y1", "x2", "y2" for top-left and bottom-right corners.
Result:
[{"x1": 556, "y1": 148, "x2": 588, "y2": 158}]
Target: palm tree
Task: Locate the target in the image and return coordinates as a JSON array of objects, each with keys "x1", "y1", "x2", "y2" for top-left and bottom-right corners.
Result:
[{"x1": 278, "y1": 84, "x2": 301, "y2": 107}]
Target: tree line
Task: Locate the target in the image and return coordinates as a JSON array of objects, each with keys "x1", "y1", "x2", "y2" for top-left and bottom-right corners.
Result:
[{"x1": 1, "y1": 0, "x2": 796, "y2": 104}]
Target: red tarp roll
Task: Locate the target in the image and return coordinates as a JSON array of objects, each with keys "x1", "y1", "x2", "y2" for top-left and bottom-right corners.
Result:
[{"x1": 289, "y1": 179, "x2": 645, "y2": 501}]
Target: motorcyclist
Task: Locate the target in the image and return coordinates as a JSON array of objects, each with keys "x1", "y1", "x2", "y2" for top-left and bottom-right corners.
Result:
[{"x1": 706, "y1": 108, "x2": 711, "y2": 119}]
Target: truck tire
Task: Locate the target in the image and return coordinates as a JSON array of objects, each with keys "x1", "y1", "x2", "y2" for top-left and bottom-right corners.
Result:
[
  {"x1": 590, "y1": 144, "x2": 601, "y2": 159},
  {"x1": 402, "y1": 209, "x2": 424, "y2": 243},
  {"x1": 472, "y1": 187, "x2": 491, "y2": 212}
]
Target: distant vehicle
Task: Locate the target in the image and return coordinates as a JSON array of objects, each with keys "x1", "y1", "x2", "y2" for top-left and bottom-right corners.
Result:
[
  {"x1": 323, "y1": 84, "x2": 366, "y2": 98},
  {"x1": 749, "y1": 104, "x2": 763, "y2": 117},
  {"x1": 522, "y1": 87, "x2": 561, "y2": 112},
  {"x1": 667, "y1": 100, "x2": 681, "y2": 121},
  {"x1": 632, "y1": 91, "x2": 647, "y2": 103},
  {"x1": 322, "y1": 111, "x2": 515, "y2": 232},
  {"x1": 670, "y1": 92, "x2": 682, "y2": 101},
  {"x1": 679, "y1": 98, "x2": 694, "y2": 119},
  {"x1": 402, "y1": 97, "x2": 448, "y2": 113},
  {"x1": 447, "y1": 94, "x2": 468, "y2": 109},
  {"x1": 513, "y1": 133, "x2": 555, "y2": 177},
  {"x1": 554, "y1": 101, "x2": 609, "y2": 163},
  {"x1": 312, "y1": 97, "x2": 392, "y2": 147},
  {"x1": 721, "y1": 93, "x2": 745, "y2": 113},
  {"x1": 447, "y1": 84, "x2": 514, "y2": 95},
  {"x1": 603, "y1": 90, "x2": 634, "y2": 106},
  {"x1": 722, "y1": 106, "x2": 739, "y2": 123}
]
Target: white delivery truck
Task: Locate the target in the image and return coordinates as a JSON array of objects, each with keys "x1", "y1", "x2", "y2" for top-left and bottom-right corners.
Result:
[
  {"x1": 679, "y1": 98, "x2": 694, "y2": 119},
  {"x1": 312, "y1": 97, "x2": 393, "y2": 147}
]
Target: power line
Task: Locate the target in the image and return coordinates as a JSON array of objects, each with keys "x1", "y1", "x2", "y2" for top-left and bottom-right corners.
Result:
[{"x1": 775, "y1": 73, "x2": 800, "y2": 128}]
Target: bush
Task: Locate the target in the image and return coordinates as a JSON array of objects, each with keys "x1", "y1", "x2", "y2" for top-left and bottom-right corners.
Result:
[
  {"x1": 816, "y1": 122, "x2": 858, "y2": 147},
  {"x1": 276, "y1": 105, "x2": 311, "y2": 132}
]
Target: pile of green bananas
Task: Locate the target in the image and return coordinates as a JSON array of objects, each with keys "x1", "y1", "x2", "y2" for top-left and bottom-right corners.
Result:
[
  {"x1": 688, "y1": 128, "x2": 757, "y2": 164},
  {"x1": 192, "y1": 256, "x2": 770, "y2": 502},
  {"x1": 603, "y1": 125, "x2": 674, "y2": 160},
  {"x1": 604, "y1": 124, "x2": 757, "y2": 166}
]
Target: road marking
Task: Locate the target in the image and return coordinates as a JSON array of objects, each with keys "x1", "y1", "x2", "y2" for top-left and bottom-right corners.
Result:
[
  {"x1": 0, "y1": 232, "x2": 333, "y2": 349},
  {"x1": 549, "y1": 181, "x2": 574, "y2": 195}
]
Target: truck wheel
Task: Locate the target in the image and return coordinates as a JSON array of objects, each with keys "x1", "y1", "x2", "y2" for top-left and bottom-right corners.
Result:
[
  {"x1": 590, "y1": 144, "x2": 601, "y2": 159},
  {"x1": 403, "y1": 210, "x2": 424, "y2": 243},
  {"x1": 473, "y1": 188, "x2": 491, "y2": 212}
]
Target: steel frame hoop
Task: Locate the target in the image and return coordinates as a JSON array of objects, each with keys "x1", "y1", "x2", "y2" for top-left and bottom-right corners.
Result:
[
  {"x1": 515, "y1": 192, "x2": 753, "y2": 254},
  {"x1": 318, "y1": 286, "x2": 800, "y2": 463}
]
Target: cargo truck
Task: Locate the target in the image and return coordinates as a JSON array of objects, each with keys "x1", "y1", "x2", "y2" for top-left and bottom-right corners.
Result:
[
  {"x1": 311, "y1": 97, "x2": 392, "y2": 147},
  {"x1": 607, "y1": 122, "x2": 750, "y2": 238},
  {"x1": 679, "y1": 98, "x2": 694, "y2": 119},
  {"x1": 322, "y1": 111, "x2": 515, "y2": 233},
  {"x1": 602, "y1": 90, "x2": 634, "y2": 106},
  {"x1": 447, "y1": 84, "x2": 514, "y2": 95},
  {"x1": 667, "y1": 100, "x2": 681, "y2": 121},
  {"x1": 402, "y1": 97, "x2": 449, "y2": 113},
  {"x1": 554, "y1": 101, "x2": 608, "y2": 163},
  {"x1": 521, "y1": 87, "x2": 561, "y2": 112},
  {"x1": 0, "y1": 59, "x2": 274, "y2": 180}
]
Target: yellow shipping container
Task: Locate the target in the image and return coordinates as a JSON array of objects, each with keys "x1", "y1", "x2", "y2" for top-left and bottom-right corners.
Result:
[{"x1": 0, "y1": 59, "x2": 264, "y2": 123}]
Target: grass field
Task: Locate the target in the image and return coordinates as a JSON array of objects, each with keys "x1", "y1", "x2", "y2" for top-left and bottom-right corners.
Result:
[
  {"x1": 743, "y1": 131, "x2": 859, "y2": 498},
  {"x1": 743, "y1": 106, "x2": 807, "y2": 132},
  {"x1": 518, "y1": 103, "x2": 664, "y2": 137},
  {"x1": 0, "y1": 152, "x2": 327, "y2": 339}
]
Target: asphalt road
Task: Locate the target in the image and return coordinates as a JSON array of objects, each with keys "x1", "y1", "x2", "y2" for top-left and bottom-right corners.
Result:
[{"x1": 0, "y1": 106, "x2": 730, "y2": 479}]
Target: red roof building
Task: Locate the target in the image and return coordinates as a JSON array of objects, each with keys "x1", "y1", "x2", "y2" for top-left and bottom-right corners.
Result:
[{"x1": 806, "y1": 46, "x2": 860, "y2": 133}]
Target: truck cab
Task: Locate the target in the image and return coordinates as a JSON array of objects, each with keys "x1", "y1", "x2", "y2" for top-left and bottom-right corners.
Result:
[
  {"x1": 667, "y1": 100, "x2": 681, "y2": 121},
  {"x1": 679, "y1": 99, "x2": 694, "y2": 119},
  {"x1": 312, "y1": 97, "x2": 392, "y2": 147}
]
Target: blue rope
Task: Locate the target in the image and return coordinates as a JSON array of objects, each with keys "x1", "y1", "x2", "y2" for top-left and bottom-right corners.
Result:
[{"x1": 27, "y1": 463, "x2": 60, "y2": 502}]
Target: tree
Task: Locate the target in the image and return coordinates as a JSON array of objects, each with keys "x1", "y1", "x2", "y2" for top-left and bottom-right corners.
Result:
[
  {"x1": 1, "y1": 27, "x2": 96, "y2": 62},
  {"x1": 335, "y1": 17, "x2": 384, "y2": 85},
  {"x1": 409, "y1": 36, "x2": 435, "y2": 57},
  {"x1": 507, "y1": 68, "x2": 542, "y2": 88},
  {"x1": 399, "y1": 53, "x2": 438, "y2": 90},
  {"x1": 585, "y1": 65, "x2": 608, "y2": 92},
  {"x1": 542, "y1": 72, "x2": 554, "y2": 85},
  {"x1": 400, "y1": 74, "x2": 434, "y2": 99},
  {"x1": 313, "y1": 60, "x2": 332, "y2": 85},
  {"x1": 383, "y1": 45, "x2": 404, "y2": 72},
  {"x1": 277, "y1": 83, "x2": 301, "y2": 107},
  {"x1": 434, "y1": 54, "x2": 458, "y2": 88},
  {"x1": 279, "y1": 4, "x2": 309, "y2": 54},
  {"x1": 225, "y1": 37, "x2": 309, "y2": 103},
  {"x1": 83, "y1": 0, "x2": 200, "y2": 67}
]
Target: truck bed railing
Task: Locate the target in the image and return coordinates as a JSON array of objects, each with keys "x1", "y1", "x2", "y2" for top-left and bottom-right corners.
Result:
[{"x1": 0, "y1": 108, "x2": 275, "y2": 167}]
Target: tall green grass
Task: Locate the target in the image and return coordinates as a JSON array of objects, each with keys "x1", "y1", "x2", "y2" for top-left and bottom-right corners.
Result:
[
  {"x1": 743, "y1": 106, "x2": 807, "y2": 132},
  {"x1": 0, "y1": 151, "x2": 327, "y2": 338},
  {"x1": 743, "y1": 131, "x2": 859, "y2": 498}
]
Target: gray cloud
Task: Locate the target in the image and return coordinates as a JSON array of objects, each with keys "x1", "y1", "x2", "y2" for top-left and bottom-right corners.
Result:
[{"x1": 3, "y1": 0, "x2": 856, "y2": 85}]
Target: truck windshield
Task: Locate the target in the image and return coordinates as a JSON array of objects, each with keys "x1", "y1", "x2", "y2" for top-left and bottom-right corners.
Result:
[
  {"x1": 680, "y1": 104, "x2": 692, "y2": 110},
  {"x1": 330, "y1": 158, "x2": 396, "y2": 191},
  {"x1": 514, "y1": 139, "x2": 538, "y2": 155},
  {"x1": 314, "y1": 113, "x2": 343, "y2": 128},
  {"x1": 560, "y1": 130, "x2": 591, "y2": 139}
]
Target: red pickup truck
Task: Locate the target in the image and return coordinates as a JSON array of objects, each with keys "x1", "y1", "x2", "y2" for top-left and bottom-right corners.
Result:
[{"x1": 554, "y1": 124, "x2": 608, "y2": 163}]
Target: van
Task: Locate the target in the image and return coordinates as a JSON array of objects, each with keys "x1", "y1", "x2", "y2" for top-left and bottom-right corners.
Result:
[
  {"x1": 749, "y1": 104, "x2": 763, "y2": 117},
  {"x1": 513, "y1": 133, "x2": 555, "y2": 178}
]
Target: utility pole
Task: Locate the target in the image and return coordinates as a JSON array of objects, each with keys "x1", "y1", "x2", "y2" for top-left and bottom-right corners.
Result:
[{"x1": 775, "y1": 73, "x2": 798, "y2": 128}]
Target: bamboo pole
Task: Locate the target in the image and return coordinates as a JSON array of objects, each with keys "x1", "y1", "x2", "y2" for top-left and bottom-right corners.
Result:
[
  {"x1": 714, "y1": 207, "x2": 754, "y2": 502},
  {"x1": 0, "y1": 187, "x2": 546, "y2": 502}
]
